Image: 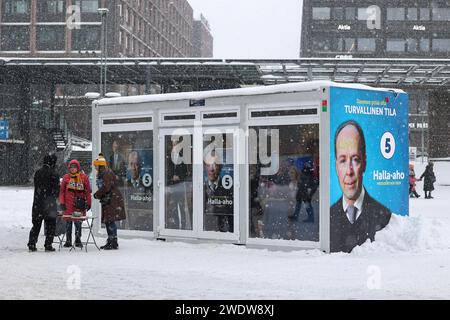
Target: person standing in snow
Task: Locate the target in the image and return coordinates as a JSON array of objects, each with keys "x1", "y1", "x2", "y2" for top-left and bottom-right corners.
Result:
[
  {"x1": 28, "y1": 154, "x2": 60, "y2": 252},
  {"x1": 59, "y1": 159, "x2": 92, "y2": 248},
  {"x1": 420, "y1": 161, "x2": 436, "y2": 199},
  {"x1": 93, "y1": 154, "x2": 126, "y2": 250},
  {"x1": 409, "y1": 164, "x2": 420, "y2": 198}
]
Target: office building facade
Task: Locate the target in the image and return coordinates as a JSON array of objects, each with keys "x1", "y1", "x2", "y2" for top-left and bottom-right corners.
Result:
[
  {"x1": 0, "y1": 0, "x2": 213, "y2": 58},
  {"x1": 301, "y1": 0, "x2": 450, "y2": 158}
]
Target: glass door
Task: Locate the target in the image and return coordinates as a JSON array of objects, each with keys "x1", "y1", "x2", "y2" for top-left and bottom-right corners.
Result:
[
  {"x1": 159, "y1": 126, "x2": 239, "y2": 241},
  {"x1": 200, "y1": 126, "x2": 239, "y2": 241},
  {"x1": 159, "y1": 128, "x2": 194, "y2": 237}
]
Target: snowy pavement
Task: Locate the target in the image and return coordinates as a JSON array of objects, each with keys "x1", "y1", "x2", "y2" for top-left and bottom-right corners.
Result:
[{"x1": 0, "y1": 161, "x2": 449, "y2": 299}]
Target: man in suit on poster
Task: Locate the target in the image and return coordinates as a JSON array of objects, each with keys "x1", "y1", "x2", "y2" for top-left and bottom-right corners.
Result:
[{"x1": 330, "y1": 120, "x2": 391, "y2": 253}]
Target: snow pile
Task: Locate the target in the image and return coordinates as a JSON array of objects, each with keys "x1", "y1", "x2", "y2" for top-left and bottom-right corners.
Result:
[
  {"x1": 353, "y1": 214, "x2": 449, "y2": 255},
  {"x1": 353, "y1": 159, "x2": 450, "y2": 256}
]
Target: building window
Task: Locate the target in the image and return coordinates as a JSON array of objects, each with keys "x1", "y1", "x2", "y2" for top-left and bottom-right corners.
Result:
[
  {"x1": 432, "y1": 8, "x2": 450, "y2": 21},
  {"x1": 38, "y1": 0, "x2": 65, "y2": 14},
  {"x1": 387, "y1": 39, "x2": 405, "y2": 52},
  {"x1": 37, "y1": 0, "x2": 65, "y2": 21},
  {"x1": 358, "y1": 38, "x2": 375, "y2": 52},
  {"x1": 406, "y1": 8, "x2": 418, "y2": 20},
  {"x1": 432, "y1": 39, "x2": 450, "y2": 52},
  {"x1": 4, "y1": 0, "x2": 29, "y2": 14},
  {"x1": 357, "y1": 8, "x2": 370, "y2": 21},
  {"x1": 37, "y1": 26, "x2": 65, "y2": 51},
  {"x1": 72, "y1": 25, "x2": 101, "y2": 51},
  {"x1": 387, "y1": 8, "x2": 405, "y2": 21},
  {"x1": 312, "y1": 7, "x2": 330, "y2": 20},
  {"x1": 420, "y1": 8, "x2": 430, "y2": 21},
  {"x1": 337, "y1": 38, "x2": 356, "y2": 52},
  {"x1": 312, "y1": 38, "x2": 331, "y2": 51},
  {"x1": 420, "y1": 38, "x2": 430, "y2": 52},
  {"x1": 75, "y1": 0, "x2": 99, "y2": 13},
  {"x1": 406, "y1": 38, "x2": 418, "y2": 53},
  {"x1": 0, "y1": 26, "x2": 30, "y2": 51},
  {"x1": 2, "y1": 0, "x2": 30, "y2": 21},
  {"x1": 345, "y1": 7, "x2": 356, "y2": 20},
  {"x1": 332, "y1": 7, "x2": 344, "y2": 20}
]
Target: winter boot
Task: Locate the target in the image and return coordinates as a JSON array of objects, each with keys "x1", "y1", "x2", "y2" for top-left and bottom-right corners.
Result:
[
  {"x1": 111, "y1": 237, "x2": 119, "y2": 250},
  {"x1": 64, "y1": 234, "x2": 72, "y2": 247},
  {"x1": 45, "y1": 245, "x2": 55, "y2": 252},
  {"x1": 75, "y1": 236, "x2": 83, "y2": 248},
  {"x1": 28, "y1": 244, "x2": 37, "y2": 252},
  {"x1": 100, "y1": 238, "x2": 113, "y2": 250}
]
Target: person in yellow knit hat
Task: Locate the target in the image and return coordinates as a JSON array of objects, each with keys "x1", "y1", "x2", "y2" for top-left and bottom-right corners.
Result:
[{"x1": 93, "y1": 153, "x2": 126, "y2": 250}]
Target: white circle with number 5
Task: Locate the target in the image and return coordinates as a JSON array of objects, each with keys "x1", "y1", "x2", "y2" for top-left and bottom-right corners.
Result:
[
  {"x1": 222, "y1": 175, "x2": 233, "y2": 189},
  {"x1": 380, "y1": 132, "x2": 395, "y2": 159},
  {"x1": 142, "y1": 173, "x2": 152, "y2": 187}
]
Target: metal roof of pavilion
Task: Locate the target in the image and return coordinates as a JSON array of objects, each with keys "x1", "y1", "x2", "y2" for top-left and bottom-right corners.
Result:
[{"x1": 1, "y1": 57, "x2": 450, "y2": 88}]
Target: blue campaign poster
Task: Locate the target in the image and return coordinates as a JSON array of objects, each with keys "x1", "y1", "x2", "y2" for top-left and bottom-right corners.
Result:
[
  {"x1": 0, "y1": 120, "x2": 9, "y2": 140},
  {"x1": 329, "y1": 86, "x2": 409, "y2": 252}
]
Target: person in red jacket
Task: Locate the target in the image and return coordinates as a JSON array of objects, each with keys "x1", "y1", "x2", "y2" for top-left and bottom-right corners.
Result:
[{"x1": 59, "y1": 159, "x2": 92, "y2": 248}]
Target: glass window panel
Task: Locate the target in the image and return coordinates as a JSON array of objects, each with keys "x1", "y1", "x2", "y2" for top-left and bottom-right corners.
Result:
[
  {"x1": 312, "y1": 7, "x2": 330, "y2": 20},
  {"x1": 332, "y1": 7, "x2": 344, "y2": 20},
  {"x1": 387, "y1": 8, "x2": 405, "y2": 21},
  {"x1": 71, "y1": 26, "x2": 101, "y2": 51},
  {"x1": 165, "y1": 135, "x2": 193, "y2": 230},
  {"x1": 357, "y1": 8, "x2": 370, "y2": 21},
  {"x1": 358, "y1": 38, "x2": 376, "y2": 52},
  {"x1": 313, "y1": 38, "x2": 331, "y2": 51},
  {"x1": 406, "y1": 8, "x2": 418, "y2": 20},
  {"x1": 2, "y1": 0, "x2": 30, "y2": 21},
  {"x1": 387, "y1": 39, "x2": 405, "y2": 52},
  {"x1": 407, "y1": 38, "x2": 418, "y2": 52},
  {"x1": 101, "y1": 131, "x2": 154, "y2": 231},
  {"x1": 432, "y1": 39, "x2": 450, "y2": 52},
  {"x1": 203, "y1": 132, "x2": 234, "y2": 233},
  {"x1": 36, "y1": 26, "x2": 65, "y2": 51},
  {"x1": 0, "y1": 26, "x2": 30, "y2": 51},
  {"x1": 345, "y1": 7, "x2": 356, "y2": 20},
  {"x1": 420, "y1": 8, "x2": 430, "y2": 21},
  {"x1": 420, "y1": 38, "x2": 430, "y2": 52},
  {"x1": 249, "y1": 124, "x2": 320, "y2": 241},
  {"x1": 75, "y1": 0, "x2": 99, "y2": 13},
  {"x1": 432, "y1": 7, "x2": 450, "y2": 21}
]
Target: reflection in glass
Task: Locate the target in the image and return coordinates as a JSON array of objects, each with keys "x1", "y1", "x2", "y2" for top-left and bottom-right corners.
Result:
[
  {"x1": 165, "y1": 135, "x2": 193, "y2": 230},
  {"x1": 101, "y1": 131, "x2": 153, "y2": 231},
  {"x1": 249, "y1": 124, "x2": 320, "y2": 241},
  {"x1": 203, "y1": 133, "x2": 234, "y2": 233}
]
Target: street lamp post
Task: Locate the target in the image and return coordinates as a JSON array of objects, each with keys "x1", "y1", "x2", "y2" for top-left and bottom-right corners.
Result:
[{"x1": 98, "y1": 8, "x2": 109, "y2": 97}]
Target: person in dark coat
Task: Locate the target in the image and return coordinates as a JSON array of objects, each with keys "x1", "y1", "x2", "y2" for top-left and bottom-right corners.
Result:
[
  {"x1": 27, "y1": 154, "x2": 59, "y2": 252},
  {"x1": 93, "y1": 154, "x2": 126, "y2": 250},
  {"x1": 420, "y1": 162, "x2": 436, "y2": 199},
  {"x1": 289, "y1": 162, "x2": 318, "y2": 223}
]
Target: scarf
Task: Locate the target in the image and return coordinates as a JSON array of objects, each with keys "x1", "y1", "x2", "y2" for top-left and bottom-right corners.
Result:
[{"x1": 68, "y1": 173, "x2": 84, "y2": 191}]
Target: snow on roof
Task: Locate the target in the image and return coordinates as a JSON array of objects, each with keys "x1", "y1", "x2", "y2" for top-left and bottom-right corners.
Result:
[{"x1": 96, "y1": 81, "x2": 406, "y2": 106}]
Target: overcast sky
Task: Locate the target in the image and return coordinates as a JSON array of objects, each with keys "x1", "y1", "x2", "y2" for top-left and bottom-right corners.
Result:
[{"x1": 187, "y1": 0, "x2": 303, "y2": 59}]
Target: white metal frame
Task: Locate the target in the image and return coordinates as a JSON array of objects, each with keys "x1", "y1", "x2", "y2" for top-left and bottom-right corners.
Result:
[
  {"x1": 197, "y1": 125, "x2": 240, "y2": 241},
  {"x1": 244, "y1": 104, "x2": 321, "y2": 249},
  {"x1": 158, "y1": 127, "x2": 197, "y2": 238},
  {"x1": 158, "y1": 124, "x2": 241, "y2": 242}
]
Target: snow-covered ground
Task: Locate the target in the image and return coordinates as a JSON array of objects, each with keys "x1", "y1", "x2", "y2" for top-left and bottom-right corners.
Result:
[{"x1": 0, "y1": 161, "x2": 449, "y2": 299}]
